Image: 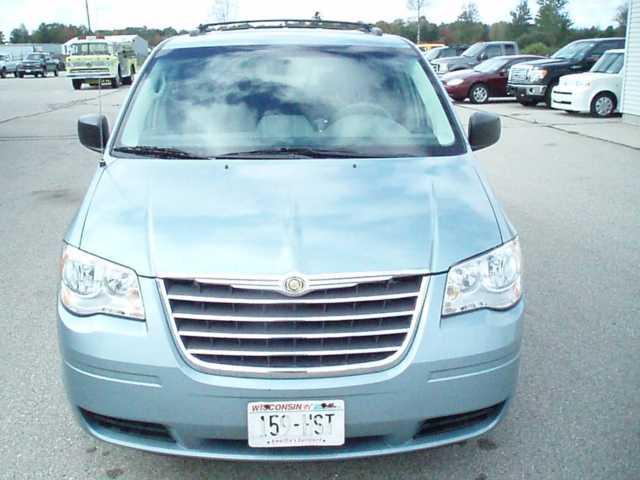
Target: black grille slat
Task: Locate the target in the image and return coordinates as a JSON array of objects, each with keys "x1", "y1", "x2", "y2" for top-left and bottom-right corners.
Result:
[{"x1": 162, "y1": 274, "x2": 426, "y2": 374}]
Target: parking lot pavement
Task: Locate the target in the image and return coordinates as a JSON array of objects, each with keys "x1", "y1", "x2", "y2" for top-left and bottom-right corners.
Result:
[
  {"x1": 456, "y1": 99, "x2": 640, "y2": 150},
  {"x1": 1, "y1": 78, "x2": 639, "y2": 480}
]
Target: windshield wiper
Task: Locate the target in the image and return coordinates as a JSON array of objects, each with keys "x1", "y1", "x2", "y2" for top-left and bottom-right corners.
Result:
[
  {"x1": 216, "y1": 147, "x2": 383, "y2": 159},
  {"x1": 113, "y1": 145, "x2": 210, "y2": 159}
]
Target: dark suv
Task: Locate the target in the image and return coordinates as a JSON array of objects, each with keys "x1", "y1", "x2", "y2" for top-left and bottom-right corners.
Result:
[
  {"x1": 431, "y1": 41, "x2": 519, "y2": 74},
  {"x1": 17, "y1": 52, "x2": 59, "y2": 78},
  {"x1": 508, "y1": 37, "x2": 625, "y2": 107}
]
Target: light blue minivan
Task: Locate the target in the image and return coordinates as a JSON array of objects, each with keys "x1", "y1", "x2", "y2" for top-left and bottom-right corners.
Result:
[{"x1": 59, "y1": 19, "x2": 523, "y2": 460}]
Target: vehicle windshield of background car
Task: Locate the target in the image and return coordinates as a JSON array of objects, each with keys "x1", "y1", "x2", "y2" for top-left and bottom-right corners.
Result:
[
  {"x1": 70, "y1": 42, "x2": 111, "y2": 55},
  {"x1": 115, "y1": 45, "x2": 462, "y2": 159},
  {"x1": 25, "y1": 53, "x2": 45, "y2": 61},
  {"x1": 462, "y1": 43, "x2": 484, "y2": 58},
  {"x1": 473, "y1": 57, "x2": 508, "y2": 74},
  {"x1": 552, "y1": 41, "x2": 596, "y2": 60},
  {"x1": 591, "y1": 51, "x2": 624, "y2": 74},
  {"x1": 425, "y1": 47, "x2": 447, "y2": 60}
]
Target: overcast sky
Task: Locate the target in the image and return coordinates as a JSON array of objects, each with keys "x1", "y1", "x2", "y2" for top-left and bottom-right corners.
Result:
[{"x1": 0, "y1": 0, "x2": 623, "y2": 39}]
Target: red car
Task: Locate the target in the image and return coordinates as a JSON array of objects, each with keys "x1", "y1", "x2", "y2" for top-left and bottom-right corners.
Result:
[{"x1": 441, "y1": 55, "x2": 543, "y2": 104}]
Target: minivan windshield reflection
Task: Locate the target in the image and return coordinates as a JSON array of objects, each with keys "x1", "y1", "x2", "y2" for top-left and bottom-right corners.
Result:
[{"x1": 115, "y1": 46, "x2": 459, "y2": 158}]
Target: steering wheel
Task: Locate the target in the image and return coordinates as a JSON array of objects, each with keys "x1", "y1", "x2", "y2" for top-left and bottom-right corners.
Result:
[{"x1": 332, "y1": 102, "x2": 393, "y2": 121}]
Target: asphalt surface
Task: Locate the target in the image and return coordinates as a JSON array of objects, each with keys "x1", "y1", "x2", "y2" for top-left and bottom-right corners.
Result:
[{"x1": 1, "y1": 74, "x2": 638, "y2": 480}]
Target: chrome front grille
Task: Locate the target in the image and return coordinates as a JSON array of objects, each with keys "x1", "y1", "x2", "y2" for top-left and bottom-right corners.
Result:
[
  {"x1": 509, "y1": 64, "x2": 530, "y2": 84},
  {"x1": 160, "y1": 272, "x2": 429, "y2": 377}
]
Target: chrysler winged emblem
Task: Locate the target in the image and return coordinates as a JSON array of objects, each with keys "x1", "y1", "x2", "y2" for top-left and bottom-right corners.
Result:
[{"x1": 282, "y1": 275, "x2": 306, "y2": 296}]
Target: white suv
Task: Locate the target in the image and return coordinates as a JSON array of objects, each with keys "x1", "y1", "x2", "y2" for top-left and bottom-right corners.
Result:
[{"x1": 551, "y1": 49, "x2": 625, "y2": 117}]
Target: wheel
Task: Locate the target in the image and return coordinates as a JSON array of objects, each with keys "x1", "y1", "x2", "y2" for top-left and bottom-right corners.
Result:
[
  {"x1": 0, "y1": 68, "x2": 5, "y2": 79},
  {"x1": 590, "y1": 92, "x2": 616, "y2": 118},
  {"x1": 544, "y1": 82, "x2": 558, "y2": 108},
  {"x1": 42, "y1": 67, "x2": 47, "y2": 77},
  {"x1": 122, "y1": 65, "x2": 135, "y2": 85},
  {"x1": 54, "y1": 67, "x2": 58, "y2": 77},
  {"x1": 18, "y1": 72, "x2": 24, "y2": 78},
  {"x1": 469, "y1": 83, "x2": 489, "y2": 104},
  {"x1": 518, "y1": 99, "x2": 537, "y2": 107},
  {"x1": 72, "y1": 79, "x2": 82, "y2": 90},
  {"x1": 111, "y1": 68, "x2": 121, "y2": 88}
]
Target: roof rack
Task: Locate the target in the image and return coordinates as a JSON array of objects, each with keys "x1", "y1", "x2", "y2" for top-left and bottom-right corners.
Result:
[{"x1": 193, "y1": 19, "x2": 383, "y2": 36}]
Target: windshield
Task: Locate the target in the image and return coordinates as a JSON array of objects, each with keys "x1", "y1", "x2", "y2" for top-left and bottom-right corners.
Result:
[
  {"x1": 462, "y1": 43, "x2": 484, "y2": 58},
  {"x1": 115, "y1": 45, "x2": 462, "y2": 158},
  {"x1": 425, "y1": 47, "x2": 447, "y2": 60},
  {"x1": 25, "y1": 54, "x2": 44, "y2": 60},
  {"x1": 474, "y1": 57, "x2": 508, "y2": 73},
  {"x1": 552, "y1": 41, "x2": 595, "y2": 60},
  {"x1": 70, "y1": 42, "x2": 110, "y2": 55},
  {"x1": 591, "y1": 52, "x2": 624, "y2": 74}
]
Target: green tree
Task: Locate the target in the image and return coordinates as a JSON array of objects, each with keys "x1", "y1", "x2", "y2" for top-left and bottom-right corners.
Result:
[
  {"x1": 509, "y1": 0, "x2": 532, "y2": 38},
  {"x1": 0, "y1": 31, "x2": 5, "y2": 44},
  {"x1": 458, "y1": 2, "x2": 481, "y2": 23},
  {"x1": 10, "y1": 24, "x2": 30, "y2": 43},
  {"x1": 489, "y1": 21, "x2": 510, "y2": 41},
  {"x1": 536, "y1": 0, "x2": 572, "y2": 46},
  {"x1": 451, "y1": 2, "x2": 487, "y2": 44}
]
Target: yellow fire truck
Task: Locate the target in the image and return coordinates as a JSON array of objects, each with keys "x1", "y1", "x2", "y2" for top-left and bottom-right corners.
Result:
[{"x1": 66, "y1": 35, "x2": 138, "y2": 89}]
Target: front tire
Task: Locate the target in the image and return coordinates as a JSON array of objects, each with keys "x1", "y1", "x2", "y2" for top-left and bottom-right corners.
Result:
[
  {"x1": 0, "y1": 68, "x2": 5, "y2": 79},
  {"x1": 518, "y1": 99, "x2": 537, "y2": 107},
  {"x1": 72, "y1": 79, "x2": 82, "y2": 90},
  {"x1": 111, "y1": 68, "x2": 121, "y2": 89},
  {"x1": 42, "y1": 67, "x2": 48, "y2": 77},
  {"x1": 590, "y1": 92, "x2": 616, "y2": 118},
  {"x1": 544, "y1": 82, "x2": 558, "y2": 109},
  {"x1": 469, "y1": 83, "x2": 489, "y2": 104},
  {"x1": 54, "y1": 67, "x2": 59, "y2": 77}
]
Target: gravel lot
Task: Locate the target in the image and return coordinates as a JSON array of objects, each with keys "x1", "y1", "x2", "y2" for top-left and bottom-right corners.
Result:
[{"x1": 1, "y1": 74, "x2": 638, "y2": 480}]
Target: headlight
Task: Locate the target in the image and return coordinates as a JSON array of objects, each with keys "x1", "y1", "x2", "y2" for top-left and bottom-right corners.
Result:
[
  {"x1": 443, "y1": 238, "x2": 522, "y2": 316},
  {"x1": 528, "y1": 68, "x2": 548, "y2": 83},
  {"x1": 60, "y1": 245, "x2": 145, "y2": 320},
  {"x1": 446, "y1": 78, "x2": 465, "y2": 87}
]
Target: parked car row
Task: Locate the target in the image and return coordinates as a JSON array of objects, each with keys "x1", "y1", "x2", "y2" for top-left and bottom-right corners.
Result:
[
  {"x1": 431, "y1": 37, "x2": 626, "y2": 117},
  {"x1": 0, "y1": 52, "x2": 62, "y2": 78}
]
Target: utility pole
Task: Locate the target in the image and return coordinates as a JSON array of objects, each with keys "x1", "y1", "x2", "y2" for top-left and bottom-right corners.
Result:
[
  {"x1": 417, "y1": 3, "x2": 421, "y2": 44},
  {"x1": 85, "y1": 0, "x2": 92, "y2": 34}
]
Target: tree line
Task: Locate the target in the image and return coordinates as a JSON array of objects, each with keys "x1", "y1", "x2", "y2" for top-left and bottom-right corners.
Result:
[
  {"x1": 389, "y1": 0, "x2": 628, "y2": 55},
  {"x1": 0, "y1": 0, "x2": 629, "y2": 55},
  {"x1": 1, "y1": 23, "x2": 187, "y2": 47}
]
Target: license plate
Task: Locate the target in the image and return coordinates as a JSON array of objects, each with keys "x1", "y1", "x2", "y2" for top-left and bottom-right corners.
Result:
[{"x1": 247, "y1": 400, "x2": 345, "y2": 448}]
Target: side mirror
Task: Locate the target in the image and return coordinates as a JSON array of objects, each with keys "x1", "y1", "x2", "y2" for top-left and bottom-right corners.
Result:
[
  {"x1": 478, "y1": 52, "x2": 488, "y2": 61},
  {"x1": 78, "y1": 114, "x2": 109, "y2": 153},
  {"x1": 468, "y1": 112, "x2": 501, "y2": 151}
]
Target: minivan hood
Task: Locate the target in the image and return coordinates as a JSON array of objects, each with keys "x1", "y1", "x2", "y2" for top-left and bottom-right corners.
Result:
[{"x1": 79, "y1": 157, "x2": 502, "y2": 277}]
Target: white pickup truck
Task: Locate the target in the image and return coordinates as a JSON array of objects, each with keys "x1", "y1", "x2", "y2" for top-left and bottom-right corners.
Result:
[
  {"x1": 551, "y1": 49, "x2": 625, "y2": 117},
  {"x1": 0, "y1": 54, "x2": 20, "y2": 78}
]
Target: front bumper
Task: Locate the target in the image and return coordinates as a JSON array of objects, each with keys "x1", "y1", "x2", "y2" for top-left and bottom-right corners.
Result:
[
  {"x1": 508, "y1": 84, "x2": 547, "y2": 102},
  {"x1": 59, "y1": 274, "x2": 524, "y2": 460},
  {"x1": 551, "y1": 87, "x2": 591, "y2": 113},
  {"x1": 18, "y1": 66, "x2": 44, "y2": 75},
  {"x1": 444, "y1": 83, "x2": 471, "y2": 100},
  {"x1": 66, "y1": 68, "x2": 114, "y2": 79}
]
